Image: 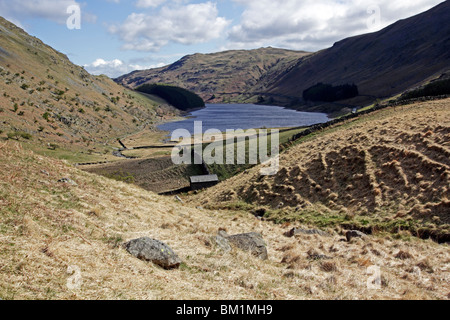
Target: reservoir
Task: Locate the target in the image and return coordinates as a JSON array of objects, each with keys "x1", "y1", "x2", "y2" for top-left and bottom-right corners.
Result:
[{"x1": 158, "y1": 104, "x2": 329, "y2": 134}]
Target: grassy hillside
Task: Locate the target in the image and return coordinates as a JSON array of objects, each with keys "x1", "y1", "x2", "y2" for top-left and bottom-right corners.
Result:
[
  {"x1": 193, "y1": 98, "x2": 450, "y2": 243},
  {"x1": 1, "y1": 141, "x2": 449, "y2": 300},
  {"x1": 116, "y1": 47, "x2": 310, "y2": 104},
  {"x1": 0, "y1": 17, "x2": 179, "y2": 161}
]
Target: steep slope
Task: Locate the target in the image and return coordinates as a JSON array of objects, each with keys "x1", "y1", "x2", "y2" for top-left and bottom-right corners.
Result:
[
  {"x1": 1, "y1": 141, "x2": 449, "y2": 300},
  {"x1": 116, "y1": 47, "x2": 311, "y2": 103},
  {"x1": 193, "y1": 98, "x2": 450, "y2": 242},
  {"x1": 0, "y1": 17, "x2": 178, "y2": 156},
  {"x1": 267, "y1": 1, "x2": 450, "y2": 105}
]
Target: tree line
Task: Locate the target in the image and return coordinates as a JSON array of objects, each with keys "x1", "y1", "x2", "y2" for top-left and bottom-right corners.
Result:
[
  {"x1": 137, "y1": 84, "x2": 205, "y2": 111},
  {"x1": 303, "y1": 83, "x2": 359, "y2": 102},
  {"x1": 400, "y1": 78, "x2": 450, "y2": 100}
]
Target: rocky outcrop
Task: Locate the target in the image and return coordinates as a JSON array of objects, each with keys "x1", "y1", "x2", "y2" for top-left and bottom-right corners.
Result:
[{"x1": 124, "y1": 237, "x2": 182, "y2": 269}]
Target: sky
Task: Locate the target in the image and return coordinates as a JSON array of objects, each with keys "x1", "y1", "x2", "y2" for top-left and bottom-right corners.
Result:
[{"x1": 0, "y1": 0, "x2": 445, "y2": 78}]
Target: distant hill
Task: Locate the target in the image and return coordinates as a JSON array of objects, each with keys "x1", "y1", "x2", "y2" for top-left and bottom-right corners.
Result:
[
  {"x1": 117, "y1": 1, "x2": 450, "y2": 112},
  {"x1": 0, "y1": 17, "x2": 178, "y2": 155},
  {"x1": 115, "y1": 47, "x2": 311, "y2": 103},
  {"x1": 266, "y1": 0, "x2": 450, "y2": 107}
]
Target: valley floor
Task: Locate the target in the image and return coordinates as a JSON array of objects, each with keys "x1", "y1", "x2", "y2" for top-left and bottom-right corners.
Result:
[
  {"x1": 0, "y1": 138, "x2": 449, "y2": 300},
  {"x1": 0, "y1": 98, "x2": 449, "y2": 300}
]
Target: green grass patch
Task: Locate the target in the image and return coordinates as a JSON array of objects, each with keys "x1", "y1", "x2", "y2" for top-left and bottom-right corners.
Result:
[{"x1": 103, "y1": 170, "x2": 136, "y2": 183}]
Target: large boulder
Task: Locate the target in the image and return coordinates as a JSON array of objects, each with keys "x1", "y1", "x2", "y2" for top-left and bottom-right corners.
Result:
[
  {"x1": 124, "y1": 237, "x2": 182, "y2": 269},
  {"x1": 218, "y1": 230, "x2": 268, "y2": 260}
]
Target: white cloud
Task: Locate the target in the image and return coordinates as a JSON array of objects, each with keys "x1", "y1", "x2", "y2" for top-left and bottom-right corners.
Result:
[
  {"x1": 227, "y1": 0, "x2": 445, "y2": 51},
  {"x1": 84, "y1": 58, "x2": 164, "y2": 78},
  {"x1": 109, "y1": 2, "x2": 230, "y2": 52},
  {"x1": 0, "y1": 0, "x2": 96, "y2": 24},
  {"x1": 135, "y1": 0, "x2": 167, "y2": 8}
]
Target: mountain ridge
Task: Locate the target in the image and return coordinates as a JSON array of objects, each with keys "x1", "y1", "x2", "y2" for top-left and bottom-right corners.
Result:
[
  {"x1": 117, "y1": 1, "x2": 450, "y2": 111},
  {"x1": 267, "y1": 0, "x2": 450, "y2": 105},
  {"x1": 115, "y1": 47, "x2": 311, "y2": 103}
]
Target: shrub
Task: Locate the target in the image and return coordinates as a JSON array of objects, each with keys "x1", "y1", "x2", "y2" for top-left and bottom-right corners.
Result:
[
  {"x1": 303, "y1": 83, "x2": 359, "y2": 102},
  {"x1": 43, "y1": 112, "x2": 51, "y2": 121},
  {"x1": 7, "y1": 131, "x2": 32, "y2": 140},
  {"x1": 20, "y1": 84, "x2": 29, "y2": 90}
]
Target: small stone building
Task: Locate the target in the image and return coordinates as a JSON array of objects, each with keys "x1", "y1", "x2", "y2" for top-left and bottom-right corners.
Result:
[{"x1": 190, "y1": 174, "x2": 219, "y2": 191}]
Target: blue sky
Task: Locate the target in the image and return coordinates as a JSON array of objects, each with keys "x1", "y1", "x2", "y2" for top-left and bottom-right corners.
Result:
[{"x1": 0, "y1": 0, "x2": 445, "y2": 78}]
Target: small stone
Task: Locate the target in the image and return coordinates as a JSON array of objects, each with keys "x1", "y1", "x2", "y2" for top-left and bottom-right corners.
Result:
[
  {"x1": 285, "y1": 228, "x2": 330, "y2": 238},
  {"x1": 346, "y1": 230, "x2": 367, "y2": 242}
]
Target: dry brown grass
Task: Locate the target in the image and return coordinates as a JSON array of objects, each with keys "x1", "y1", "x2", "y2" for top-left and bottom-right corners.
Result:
[
  {"x1": 194, "y1": 99, "x2": 450, "y2": 240},
  {"x1": 0, "y1": 141, "x2": 449, "y2": 300}
]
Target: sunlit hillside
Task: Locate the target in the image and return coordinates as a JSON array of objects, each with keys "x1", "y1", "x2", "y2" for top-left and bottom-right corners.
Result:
[
  {"x1": 0, "y1": 17, "x2": 178, "y2": 161},
  {"x1": 194, "y1": 99, "x2": 450, "y2": 243}
]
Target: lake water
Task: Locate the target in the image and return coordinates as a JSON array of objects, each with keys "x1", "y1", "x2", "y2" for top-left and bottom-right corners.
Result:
[{"x1": 158, "y1": 104, "x2": 329, "y2": 134}]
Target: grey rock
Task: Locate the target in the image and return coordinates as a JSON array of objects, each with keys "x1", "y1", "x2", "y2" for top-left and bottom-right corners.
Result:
[
  {"x1": 285, "y1": 228, "x2": 330, "y2": 238},
  {"x1": 124, "y1": 237, "x2": 182, "y2": 269},
  {"x1": 346, "y1": 230, "x2": 367, "y2": 242},
  {"x1": 174, "y1": 195, "x2": 183, "y2": 203},
  {"x1": 213, "y1": 234, "x2": 232, "y2": 252},
  {"x1": 219, "y1": 230, "x2": 268, "y2": 260}
]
